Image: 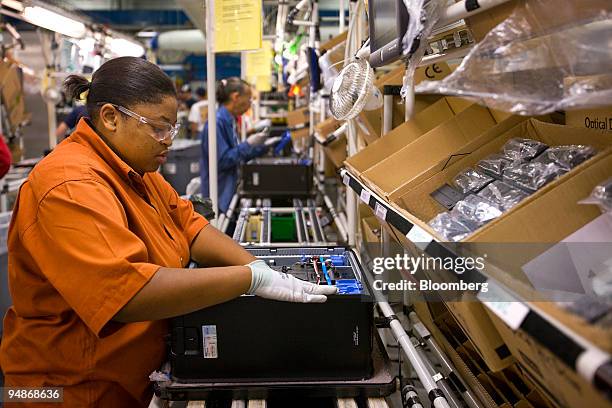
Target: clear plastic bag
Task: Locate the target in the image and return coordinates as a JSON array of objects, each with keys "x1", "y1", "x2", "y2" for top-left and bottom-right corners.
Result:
[
  {"x1": 415, "y1": 0, "x2": 612, "y2": 115},
  {"x1": 578, "y1": 177, "x2": 612, "y2": 213},
  {"x1": 399, "y1": 0, "x2": 445, "y2": 103},
  {"x1": 503, "y1": 159, "x2": 567, "y2": 192},
  {"x1": 502, "y1": 138, "x2": 548, "y2": 162},
  {"x1": 451, "y1": 195, "x2": 503, "y2": 226},
  {"x1": 477, "y1": 153, "x2": 513, "y2": 178},
  {"x1": 535, "y1": 145, "x2": 597, "y2": 171},
  {"x1": 428, "y1": 212, "x2": 480, "y2": 242},
  {"x1": 477, "y1": 180, "x2": 530, "y2": 211},
  {"x1": 453, "y1": 168, "x2": 494, "y2": 194}
]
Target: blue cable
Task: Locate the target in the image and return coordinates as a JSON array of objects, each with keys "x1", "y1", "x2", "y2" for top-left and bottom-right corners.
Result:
[{"x1": 320, "y1": 256, "x2": 332, "y2": 285}]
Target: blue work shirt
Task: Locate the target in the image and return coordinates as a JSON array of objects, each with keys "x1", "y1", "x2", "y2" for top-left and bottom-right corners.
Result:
[
  {"x1": 200, "y1": 106, "x2": 267, "y2": 213},
  {"x1": 63, "y1": 105, "x2": 88, "y2": 129}
]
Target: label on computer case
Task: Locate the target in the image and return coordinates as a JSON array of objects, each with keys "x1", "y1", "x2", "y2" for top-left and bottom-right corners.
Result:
[{"x1": 202, "y1": 325, "x2": 218, "y2": 358}]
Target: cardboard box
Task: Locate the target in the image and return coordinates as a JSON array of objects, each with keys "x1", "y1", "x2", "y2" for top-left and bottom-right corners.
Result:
[
  {"x1": 0, "y1": 61, "x2": 27, "y2": 131},
  {"x1": 320, "y1": 31, "x2": 347, "y2": 53},
  {"x1": 392, "y1": 121, "x2": 612, "y2": 380},
  {"x1": 566, "y1": 106, "x2": 612, "y2": 131},
  {"x1": 444, "y1": 299, "x2": 514, "y2": 372},
  {"x1": 345, "y1": 96, "x2": 475, "y2": 180},
  {"x1": 358, "y1": 63, "x2": 454, "y2": 140},
  {"x1": 287, "y1": 107, "x2": 309, "y2": 128},
  {"x1": 395, "y1": 120, "x2": 612, "y2": 248},
  {"x1": 487, "y1": 310, "x2": 611, "y2": 408},
  {"x1": 290, "y1": 127, "x2": 309, "y2": 151},
  {"x1": 324, "y1": 135, "x2": 347, "y2": 169},
  {"x1": 361, "y1": 216, "x2": 381, "y2": 244},
  {"x1": 362, "y1": 104, "x2": 525, "y2": 201}
]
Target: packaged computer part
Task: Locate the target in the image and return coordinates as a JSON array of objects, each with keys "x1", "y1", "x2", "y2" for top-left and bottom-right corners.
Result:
[
  {"x1": 428, "y1": 211, "x2": 480, "y2": 242},
  {"x1": 451, "y1": 194, "x2": 503, "y2": 226},
  {"x1": 453, "y1": 168, "x2": 494, "y2": 194},
  {"x1": 477, "y1": 181, "x2": 530, "y2": 212},
  {"x1": 476, "y1": 153, "x2": 513, "y2": 178},
  {"x1": 503, "y1": 158, "x2": 567, "y2": 193},
  {"x1": 501, "y1": 138, "x2": 548, "y2": 162},
  {"x1": 535, "y1": 145, "x2": 597, "y2": 171}
]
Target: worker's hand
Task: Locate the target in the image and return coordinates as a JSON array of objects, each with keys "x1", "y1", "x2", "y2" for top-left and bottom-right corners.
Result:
[
  {"x1": 253, "y1": 119, "x2": 272, "y2": 132},
  {"x1": 264, "y1": 136, "x2": 283, "y2": 147},
  {"x1": 246, "y1": 131, "x2": 268, "y2": 146},
  {"x1": 246, "y1": 260, "x2": 337, "y2": 303}
]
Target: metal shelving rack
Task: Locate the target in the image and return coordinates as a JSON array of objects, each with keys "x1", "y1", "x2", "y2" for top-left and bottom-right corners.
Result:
[
  {"x1": 330, "y1": 0, "x2": 612, "y2": 405},
  {"x1": 339, "y1": 166, "x2": 612, "y2": 397}
]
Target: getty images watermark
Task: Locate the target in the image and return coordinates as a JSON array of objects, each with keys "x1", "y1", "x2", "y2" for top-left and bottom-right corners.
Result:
[{"x1": 370, "y1": 253, "x2": 489, "y2": 293}]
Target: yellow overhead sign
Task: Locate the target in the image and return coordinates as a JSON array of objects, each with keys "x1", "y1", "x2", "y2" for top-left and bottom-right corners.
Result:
[{"x1": 214, "y1": 0, "x2": 262, "y2": 52}]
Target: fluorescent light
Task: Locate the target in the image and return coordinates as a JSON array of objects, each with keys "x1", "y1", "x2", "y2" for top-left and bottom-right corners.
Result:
[
  {"x1": 136, "y1": 30, "x2": 158, "y2": 38},
  {"x1": 23, "y1": 6, "x2": 86, "y2": 39},
  {"x1": 110, "y1": 37, "x2": 145, "y2": 57},
  {"x1": 1, "y1": 0, "x2": 24, "y2": 12}
]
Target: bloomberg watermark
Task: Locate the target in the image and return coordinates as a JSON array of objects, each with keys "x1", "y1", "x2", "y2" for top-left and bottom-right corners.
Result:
[{"x1": 370, "y1": 253, "x2": 489, "y2": 294}]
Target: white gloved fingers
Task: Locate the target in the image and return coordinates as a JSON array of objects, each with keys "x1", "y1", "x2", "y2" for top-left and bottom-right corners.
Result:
[
  {"x1": 303, "y1": 293, "x2": 328, "y2": 303},
  {"x1": 255, "y1": 119, "x2": 272, "y2": 128},
  {"x1": 246, "y1": 132, "x2": 267, "y2": 146},
  {"x1": 264, "y1": 136, "x2": 282, "y2": 146},
  {"x1": 301, "y1": 281, "x2": 338, "y2": 296}
]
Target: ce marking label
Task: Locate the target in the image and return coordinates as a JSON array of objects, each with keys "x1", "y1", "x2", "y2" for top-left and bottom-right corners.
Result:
[{"x1": 425, "y1": 64, "x2": 443, "y2": 79}]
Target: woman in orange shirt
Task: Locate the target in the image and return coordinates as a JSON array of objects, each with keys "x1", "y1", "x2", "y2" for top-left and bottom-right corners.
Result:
[{"x1": 0, "y1": 57, "x2": 334, "y2": 407}]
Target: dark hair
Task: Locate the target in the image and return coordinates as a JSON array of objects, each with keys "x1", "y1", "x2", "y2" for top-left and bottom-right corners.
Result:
[
  {"x1": 195, "y1": 86, "x2": 206, "y2": 97},
  {"x1": 216, "y1": 77, "x2": 250, "y2": 104},
  {"x1": 64, "y1": 56, "x2": 177, "y2": 121}
]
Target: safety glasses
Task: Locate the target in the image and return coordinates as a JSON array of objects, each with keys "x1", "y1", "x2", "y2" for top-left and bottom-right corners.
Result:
[{"x1": 101, "y1": 103, "x2": 180, "y2": 142}]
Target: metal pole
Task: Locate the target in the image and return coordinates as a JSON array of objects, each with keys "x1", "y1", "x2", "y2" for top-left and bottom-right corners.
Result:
[
  {"x1": 339, "y1": 0, "x2": 345, "y2": 33},
  {"x1": 435, "y1": 0, "x2": 511, "y2": 28},
  {"x1": 412, "y1": 338, "x2": 463, "y2": 408},
  {"x1": 47, "y1": 100, "x2": 57, "y2": 150},
  {"x1": 409, "y1": 312, "x2": 485, "y2": 408},
  {"x1": 346, "y1": 120, "x2": 357, "y2": 246},
  {"x1": 377, "y1": 302, "x2": 451, "y2": 408},
  {"x1": 240, "y1": 51, "x2": 248, "y2": 141},
  {"x1": 383, "y1": 94, "x2": 393, "y2": 136},
  {"x1": 206, "y1": 0, "x2": 219, "y2": 225}
]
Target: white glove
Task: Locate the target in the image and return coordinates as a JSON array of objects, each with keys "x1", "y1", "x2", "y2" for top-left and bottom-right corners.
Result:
[
  {"x1": 246, "y1": 132, "x2": 268, "y2": 146},
  {"x1": 246, "y1": 260, "x2": 337, "y2": 303},
  {"x1": 264, "y1": 136, "x2": 283, "y2": 146},
  {"x1": 253, "y1": 119, "x2": 272, "y2": 132}
]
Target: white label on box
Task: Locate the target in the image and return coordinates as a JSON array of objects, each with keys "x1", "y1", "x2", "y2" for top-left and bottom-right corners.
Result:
[
  {"x1": 360, "y1": 189, "x2": 371, "y2": 204},
  {"x1": 190, "y1": 162, "x2": 199, "y2": 173},
  {"x1": 164, "y1": 163, "x2": 177, "y2": 175},
  {"x1": 252, "y1": 172, "x2": 259, "y2": 186},
  {"x1": 406, "y1": 226, "x2": 434, "y2": 250},
  {"x1": 478, "y1": 281, "x2": 529, "y2": 331},
  {"x1": 202, "y1": 325, "x2": 218, "y2": 359},
  {"x1": 374, "y1": 203, "x2": 387, "y2": 221},
  {"x1": 342, "y1": 174, "x2": 350, "y2": 186}
]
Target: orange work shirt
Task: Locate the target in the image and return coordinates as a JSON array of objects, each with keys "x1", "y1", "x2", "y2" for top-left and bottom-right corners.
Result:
[{"x1": 0, "y1": 118, "x2": 208, "y2": 407}]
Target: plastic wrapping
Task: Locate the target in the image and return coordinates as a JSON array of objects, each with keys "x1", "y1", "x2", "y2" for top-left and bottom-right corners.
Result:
[
  {"x1": 452, "y1": 194, "x2": 503, "y2": 226},
  {"x1": 415, "y1": 0, "x2": 612, "y2": 115},
  {"x1": 399, "y1": 0, "x2": 445, "y2": 102},
  {"x1": 478, "y1": 180, "x2": 530, "y2": 211},
  {"x1": 477, "y1": 153, "x2": 513, "y2": 178},
  {"x1": 428, "y1": 212, "x2": 480, "y2": 242},
  {"x1": 503, "y1": 159, "x2": 567, "y2": 193},
  {"x1": 535, "y1": 145, "x2": 597, "y2": 171},
  {"x1": 579, "y1": 177, "x2": 612, "y2": 213},
  {"x1": 453, "y1": 168, "x2": 494, "y2": 194},
  {"x1": 502, "y1": 138, "x2": 548, "y2": 162}
]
